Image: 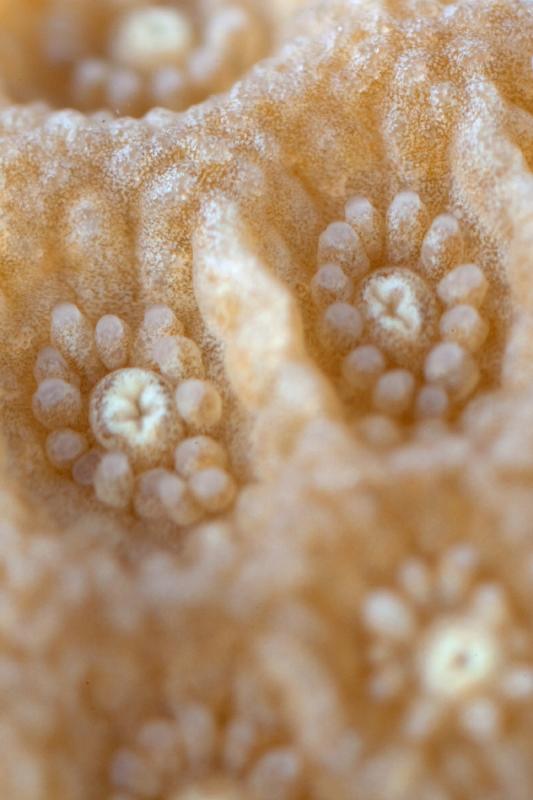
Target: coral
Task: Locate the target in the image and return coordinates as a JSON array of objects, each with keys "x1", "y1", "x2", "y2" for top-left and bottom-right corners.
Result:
[
  {"x1": 0, "y1": 0, "x2": 272, "y2": 115},
  {"x1": 0, "y1": 0, "x2": 531, "y2": 798},
  {"x1": 32, "y1": 302, "x2": 235, "y2": 529},
  {"x1": 310, "y1": 191, "x2": 498, "y2": 428},
  {"x1": 360, "y1": 545, "x2": 533, "y2": 740}
]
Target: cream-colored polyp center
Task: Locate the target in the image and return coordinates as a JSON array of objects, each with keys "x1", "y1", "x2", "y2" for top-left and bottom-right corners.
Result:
[
  {"x1": 90, "y1": 368, "x2": 180, "y2": 469},
  {"x1": 112, "y1": 7, "x2": 194, "y2": 70},
  {"x1": 419, "y1": 619, "x2": 500, "y2": 698},
  {"x1": 363, "y1": 273, "x2": 422, "y2": 339}
]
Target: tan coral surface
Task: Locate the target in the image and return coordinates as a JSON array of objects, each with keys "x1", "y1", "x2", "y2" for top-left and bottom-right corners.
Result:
[{"x1": 0, "y1": 0, "x2": 532, "y2": 797}]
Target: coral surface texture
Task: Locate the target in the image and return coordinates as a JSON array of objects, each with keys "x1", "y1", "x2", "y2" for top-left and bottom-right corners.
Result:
[{"x1": 0, "y1": 0, "x2": 532, "y2": 797}]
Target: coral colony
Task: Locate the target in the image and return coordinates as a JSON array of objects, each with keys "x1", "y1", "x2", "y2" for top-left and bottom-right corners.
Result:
[{"x1": 0, "y1": 0, "x2": 531, "y2": 798}]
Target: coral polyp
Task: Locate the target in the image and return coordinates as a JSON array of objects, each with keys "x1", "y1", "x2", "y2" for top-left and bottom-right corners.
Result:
[
  {"x1": 358, "y1": 268, "x2": 438, "y2": 368},
  {"x1": 360, "y1": 546, "x2": 533, "y2": 746},
  {"x1": 3, "y1": 0, "x2": 269, "y2": 116},
  {"x1": 111, "y1": 6, "x2": 195, "y2": 73},
  {"x1": 311, "y1": 192, "x2": 497, "y2": 430},
  {"x1": 89, "y1": 367, "x2": 182, "y2": 469},
  {"x1": 32, "y1": 302, "x2": 236, "y2": 527}
]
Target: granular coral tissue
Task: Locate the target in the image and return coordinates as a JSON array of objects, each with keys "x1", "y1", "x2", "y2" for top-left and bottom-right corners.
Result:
[{"x1": 0, "y1": 0, "x2": 532, "y2": 798}]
